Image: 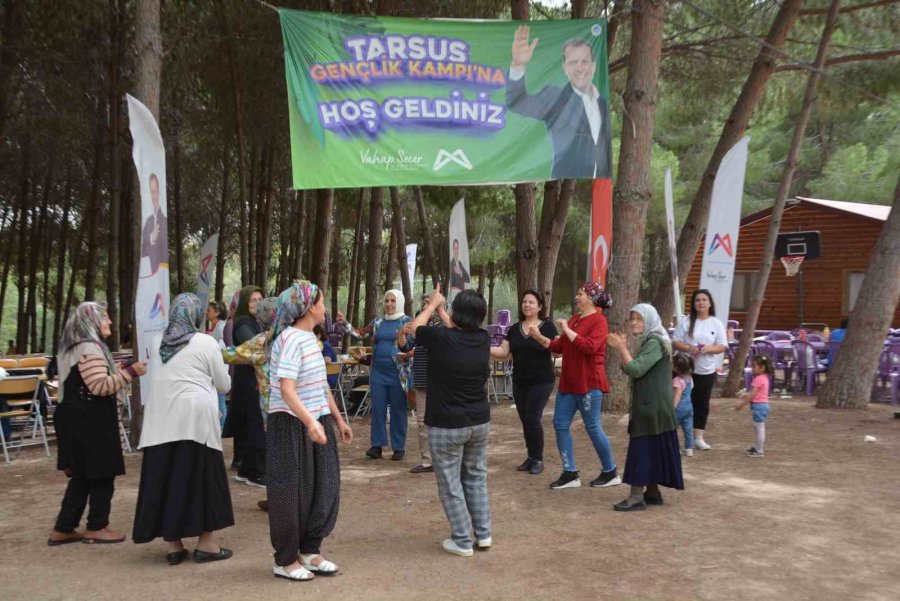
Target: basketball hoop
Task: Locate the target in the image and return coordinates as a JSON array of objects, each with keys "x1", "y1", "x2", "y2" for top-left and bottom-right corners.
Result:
[{"x1": 780, "y1": 255, "x2": 804, "y2": 277}]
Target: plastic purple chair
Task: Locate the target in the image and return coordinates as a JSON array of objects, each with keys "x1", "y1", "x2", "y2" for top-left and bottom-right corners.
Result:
[
  {"x1": 496, "y1": 310, "x2": 511, "y2": 327},
  {"x1": 485, "y1": 325, "x2": 504, "y2": 347},
  {"x1": 791, "y1": 340, "x2": 828, "y2": 395},
  {"x1": 727, "y1": 320, "x2": 740, "y2": 329},
  {"x1": 807, "y1": 333, "x2": 824, "y2": 343},
  {"x1": 876, "y1": 344, "x2": 900, "y2": 389},
  {"x1": 767, "y1": 331, "x2": 791, "y2": 342},
  {"x1": 750, "y1": 341, "x2": 782, "y2": 392}
]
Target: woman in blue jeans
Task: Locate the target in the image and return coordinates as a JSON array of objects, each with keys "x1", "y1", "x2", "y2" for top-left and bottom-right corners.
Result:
[
  {"x1": 348, "y1": 290, "x2": 412, "y2": 461},
  {"x1": 531, "y1": 282, "x2": 620, "y2": 490}
]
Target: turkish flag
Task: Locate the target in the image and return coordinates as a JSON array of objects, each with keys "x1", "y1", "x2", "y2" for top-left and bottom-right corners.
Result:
[{"x1": 590, "y1": 178, "x2": 612, "y2": 286}]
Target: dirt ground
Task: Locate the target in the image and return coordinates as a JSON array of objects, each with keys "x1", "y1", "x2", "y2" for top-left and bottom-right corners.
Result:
[{"x1": 1, "y1": 393, "x2": 899, "y2": 601}]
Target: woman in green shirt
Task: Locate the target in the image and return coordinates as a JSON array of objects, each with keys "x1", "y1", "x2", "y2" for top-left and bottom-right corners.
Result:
[{"x1": 607, "y1": 303, "x2": 684, "y2": 512}]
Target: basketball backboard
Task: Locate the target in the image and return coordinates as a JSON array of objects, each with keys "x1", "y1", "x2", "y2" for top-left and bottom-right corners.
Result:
[{"x1": 775, "y1": 230, "x2": 821, "y2": 259}]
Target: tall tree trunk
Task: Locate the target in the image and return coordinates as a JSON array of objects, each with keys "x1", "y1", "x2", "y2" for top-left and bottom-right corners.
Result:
[
  {"x1": 538, "y1": 179, "x2": 575, "y2": 316},
  {"x1": 605, "y1": 0, "x2": 666, "y2": 412},
  {"x1": 40, "y1": 196, "x2": 52, "y2": 352},
  {"x1": 83, "y1": 126, "x2": 104, "y2": 302},
  {"x1": 52, "y1": 175, "x2": 73, "y2": 350},
  {"x1": 257, "y1": 146, "x2": 277, "y2": 291},
  {"x1": 106, "y1": 0, "x2": 124, "y2": 350},
  {"x1": 277, "y1": 188, "x2": 292, "y2": 291},
  {"x1": 171, "y1": 99, "x2": 185, "y2": 292},
  {"x1": 304, "y1": 191, "x2": 317, "y2": 277},
  {"x1": 14, "y1": 140, "x2": 30, "y2": 354},
  {"x1": 364, "y1": 188, "x2": 384, "y2": 326},
  {"x1": 215, "y1": 144, "x2": 231, "y2": 302},
  {"x1": 132, "y1": 0, "x2": 163, "y2": 444},
  {"x1": 511, "y1": 0, "x2": 538, "y2": 299},
  {"x1": 330, "y1": 217, "x2": 341, "y2": 318},
  {"x1": 487, "y1": 261, "x2": 495, "y2": 324},
  {"x1": 292, "y1": 190, "x2": 308, "y2": 278},
  {"x1": 413, "y1": 186, "x2": 438, "y2": 286},
  {"x1": 0, "y1": 0, "x2": 23, "y2": 139},
  {"x1": 118, "y1": 160, "x2": 135, "y2": 344},
  {"x1": 653, "y1": 0, "x2": 804, "y2": 323},
  {"x1": 27, "y1": 169, "x2": 51, "y2": 352},
  {"x1": 221, "y1": 12, "x2": 248, "y2": 284},
  {"x1": 723, "y1": 0, "x2": 842, "y2": 397},
  {"x1": 0, "y1": 205, "x2": 19, "y2": 335},
  {"x1": 346, "y1": 189, "x2": 366, "y2": 329},
  {"x1": 246, "y1": 142, "x2": 259, "y2": 285},
  {"x1": 64, "y1": 224, "x2": 86, "y2": 329},
  {"x1": 385, "y1": 217, "x2": 397, "y2": 292},
  {"x1": 390, "y1": 187, "x2": 413, "y2": 315},
  {"x1": 311, "y1": 188, "x2": 334, "y2": 288},
  {"x1": 817, "y1": 176, "x2": 900, "y2": 409}
]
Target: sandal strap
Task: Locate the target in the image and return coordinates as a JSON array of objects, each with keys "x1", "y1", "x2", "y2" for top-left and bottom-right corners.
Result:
[{"x1": 300, "y1": 554, "x2": 339, "y2": 572}]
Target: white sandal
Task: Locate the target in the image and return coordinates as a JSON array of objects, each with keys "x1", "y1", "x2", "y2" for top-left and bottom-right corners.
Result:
[
  {"x1": 273, "y1": 564, "x2": 314, "y2": 581},
  {"x1": 300, "y1": 553, "x2": 339, "y2": 575}
]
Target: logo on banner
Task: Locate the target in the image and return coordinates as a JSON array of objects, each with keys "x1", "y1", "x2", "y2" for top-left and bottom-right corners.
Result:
[
  {"x1": 199, "y1": 254, "x2": 214, "y2": 286},
  {"x1": 433, "y1": 149, "x2": 473, "y2": 171},
  {"x1": 707, "y1": 233, "x2": 734, "y2": 257},
  {"x1": 592, "y1": 234, "x2": 609, "y2": 278},
  {"x1": 150, "y1": 293, "x2": 166, "y2": 320}
]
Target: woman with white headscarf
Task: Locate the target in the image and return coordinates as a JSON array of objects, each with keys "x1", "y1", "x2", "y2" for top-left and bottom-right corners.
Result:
[
  {"x1": 347, "y1": 289, "x2": 413, "y2": 461},
  {"x1": 607, "y1": 303, "x2": 684, "y2": 512},
  {"x1": 49, "y1": 302, "x2": 147, "y2": 546},
  {"x1": 132, "y1": 293, "x2": 233, "y2": 564}
]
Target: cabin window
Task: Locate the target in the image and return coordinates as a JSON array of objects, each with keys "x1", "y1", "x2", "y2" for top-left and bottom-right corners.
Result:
[
  {"x1": 844, "y1": 271, "x2": 866, "y2": 313},
  {"x1": 731, "y1": 272, "x2": 758, "y2": 312}
]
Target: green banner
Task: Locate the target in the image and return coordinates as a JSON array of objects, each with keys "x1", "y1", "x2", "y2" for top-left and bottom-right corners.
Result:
[{"x1": 280, "y1": 10, "x2": 610, "y2": 189}]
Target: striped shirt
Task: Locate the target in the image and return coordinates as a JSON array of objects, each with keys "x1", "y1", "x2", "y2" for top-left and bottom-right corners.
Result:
[
  {"x1": 78, "y1": 355, "x2": 133, "y2": 397},
  {"x1": 268, "y1": 327, "x2": 330, "y2": 420}
]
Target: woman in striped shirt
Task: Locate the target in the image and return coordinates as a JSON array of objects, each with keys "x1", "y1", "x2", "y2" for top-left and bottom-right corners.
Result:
[
  {"x1": 266, "y1": 280, "x2": 353, "y2": 582},
  {"x1": 48, "y1": 302, "x2": 147, "y2": 546}
]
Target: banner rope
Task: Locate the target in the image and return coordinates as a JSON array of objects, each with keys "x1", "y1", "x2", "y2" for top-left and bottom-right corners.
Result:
[{"x1": 251, "y1": 0, "x2": 278, "y2": 11}]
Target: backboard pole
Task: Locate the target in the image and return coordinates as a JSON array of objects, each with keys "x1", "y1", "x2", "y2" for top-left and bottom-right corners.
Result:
[{"x1": 798, "y1": 267, "x2": 805, "y2": 325}]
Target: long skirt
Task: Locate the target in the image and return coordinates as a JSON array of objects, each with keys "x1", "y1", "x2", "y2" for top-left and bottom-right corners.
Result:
[
  {"x1": 132, "y1": 440, "x2": 235, "y2": 543},
  {"x1": 622, "y1": 429, "x2": 684, "y2": 489}
]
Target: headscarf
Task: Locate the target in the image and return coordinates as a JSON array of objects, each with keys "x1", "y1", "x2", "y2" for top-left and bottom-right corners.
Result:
[
  {"x1": 269, "y1": 280, "x2": 320, "y2": 349},
  {"x1": 383, "y1": 289, "x2": 406, "y2": 320},
  {"x1": 234, "y1": 285, "x2": 263, "y2": 324},
  {"x1": 582, "y1": 281, "x2": 612, "y2": 309},
  {"x1": 255, "y1": 297, "x2": 279, "y2": 331},
  {"x1": 159, "y1": 293, "x2": 203, "y2": 363},
  {"x1": 630, "y1": 303, "x2": 672, "y2": 356},
  {"x1": 57, "y1": 302, "x2": 116, "y2": 403}
]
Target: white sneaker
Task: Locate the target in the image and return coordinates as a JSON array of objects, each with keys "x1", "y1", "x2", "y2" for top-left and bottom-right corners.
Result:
[
  {"x1": 681, "y1": 448, "x2": 694, "y2": 457},
  {"x1": 477, "y1": 537, "x2": 492, "y2": 550},
  {"x1": 694, "y1": 439, "x2": 711, "y2": 450},
  {"x1": 442, "y1": 539, "x2": 474, "y2": 557},
  {"x1": 233, "y1": 474, "x2": 248, "y2": 482}
]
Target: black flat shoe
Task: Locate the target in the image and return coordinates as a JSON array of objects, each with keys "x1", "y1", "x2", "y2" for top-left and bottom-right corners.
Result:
[
  {"x1": 365, "y1": 446, "x2": 382, "y2": 459},
  {"x1": 516, "y1": 457, "x2": 533, "y2": 471},
  {"x1": 613, "y1": 499, "x2": 647, "y2": 512},
  {"x1": 528, "y1": 460, "x2": 544, "y2": 475},
  {"x1": 193, "y1": 548, "x2": 233, "y2": 563},
  {"x1": 391, "y1": 451, "x2": 405, "y2": 461},
  {"x1": 643, "y1": 493, "x2": 664, "y2": 506},
  {"x1": 167, "y1": 549, "x2": 189, "y2": 565},
  {"x1": 410, "y1": 464, "x2": 434, "y2": 474}
]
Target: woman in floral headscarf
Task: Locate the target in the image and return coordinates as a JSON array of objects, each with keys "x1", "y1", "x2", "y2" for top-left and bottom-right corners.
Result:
[
  {"x1": 49, "y1": 302, "x2": 147, "y2": 546},
  {"x1": 132, "y1": 293, "x2": 233, "y2": 564},
  {"x1": 530, "y1": 282, "x2": 621, "y2": 491},
  {"x1": 266, "y1": 280, "x2": 353, "y2": 581}
]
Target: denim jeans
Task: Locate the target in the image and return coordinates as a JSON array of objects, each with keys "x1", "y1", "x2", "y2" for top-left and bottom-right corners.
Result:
[
  {"x1": 218, "y1": 393, "x2": 227, "y2": 429},
  {"x1": 370, "y1": 380, "x2": 408, "y2": 452},
  {"x1": 675, "y1": 401, "x2": 694, "y2": 451},
  {"x1": 751, "y1": 403, "x2": 770, "y2": 423},
  {"x1": 553, "y1": 390, "x2": 616, "y2": 474}
]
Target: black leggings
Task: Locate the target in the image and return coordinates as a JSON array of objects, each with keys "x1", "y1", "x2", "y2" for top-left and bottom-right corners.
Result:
[
  {"x1": 513, "y1": 381, "x2": 555, "y2": 461},
  {"x1": 691, "y1": 372, "x2": 717, "y2": 430},
  {"x1": 54, "y1": 476, "x2": 115, "y2": 533}
]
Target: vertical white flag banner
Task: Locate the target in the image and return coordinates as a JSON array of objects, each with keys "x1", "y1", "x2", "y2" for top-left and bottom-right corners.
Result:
[
  {"x1": 405, "y1": 243, "x2": 417, "y2": 296},
  {"x1": 197, "y1": 233, "x2": 219, "y2": 308},
  {"x1": 664, "y1": 169, "x2": 683, "y2": 321},
  {"x1": 448, "y1": 198, "x2": 471, "y2": 301},
  {"x1": 127, "y1": 94, "x2": 171, "y2": 404},
  {"x1": 700, "y1": 135, "x2": 750, "y2": 331}
]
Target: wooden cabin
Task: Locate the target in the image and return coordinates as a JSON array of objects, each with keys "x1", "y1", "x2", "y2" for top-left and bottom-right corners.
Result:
[{"x1": 684, "y1": 197, "x2": 899, "y2": 331}]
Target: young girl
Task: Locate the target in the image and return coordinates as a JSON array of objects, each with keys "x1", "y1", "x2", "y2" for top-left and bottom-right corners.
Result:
[
  {"x1": 672, "y1": 355, "x2": 694, "y2": 457},
  {"x1": 735, "y1": 356, "x2": 773, "y2": 457}
]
